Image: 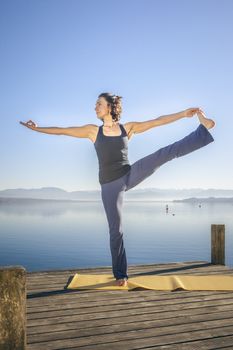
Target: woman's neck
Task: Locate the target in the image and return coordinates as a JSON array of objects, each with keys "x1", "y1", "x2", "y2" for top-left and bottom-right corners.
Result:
[{"x1": 103, "y1": 121, "x2": 118, "y2": 128}]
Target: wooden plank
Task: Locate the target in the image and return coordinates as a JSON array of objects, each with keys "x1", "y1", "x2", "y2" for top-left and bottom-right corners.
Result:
[
  {"x1": 26, "y1": 292, "x2": 233, "y2": 319},
  {"x1": 26, "y1": 261, "x2": 229, "y2": 277},
  {"x1": 27, "y1": 324, "x2": 233, "y2": 349},
  {"x1": 26, "y1": 304, "x2": 233, "y2": 337},
  {"x1": 26, "y1": 261, "x2": 209, "y2": 275},
  {"x1": 26, "y1": 261, "x2": 219, "y2": 281},
  {"x1": 26, "y1": 291, "x2": 233, "y2": 313},
  {"x1": 26, "y1": 297, "x2": 233, "y2": 327},
  {"x1": 26, "y1": 309, "x2": 233, "y2": 337},
  {"x1": 150, "y1": 335, "x2": 233, "y2": 349},
  {"x1": 27, "y1": 310, "x2": 233, "y2": 343}
]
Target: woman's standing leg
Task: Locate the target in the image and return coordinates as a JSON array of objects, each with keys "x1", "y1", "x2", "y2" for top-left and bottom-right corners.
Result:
[
  {"x1": 125, "y1": 123, "x2": 214, "y2": 191},
  {"x1": 101, "y1": 176, "x2": 128, "y2": 280}
]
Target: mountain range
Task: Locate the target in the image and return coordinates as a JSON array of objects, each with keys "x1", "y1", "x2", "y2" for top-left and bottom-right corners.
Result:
[{"x1": 0, "y1": 187, "x2": 233, "y2": 202}]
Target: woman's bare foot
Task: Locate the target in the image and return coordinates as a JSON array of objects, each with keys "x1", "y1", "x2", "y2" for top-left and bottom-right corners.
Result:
[
  {"x1": 116, "y1": 278, "x2": 128, "y2": 287},
  {"x1": 197, "y1": 109, "x2": 215, "y2": 130}
]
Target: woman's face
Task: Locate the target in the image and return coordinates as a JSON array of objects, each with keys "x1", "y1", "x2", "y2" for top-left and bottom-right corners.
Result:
[{"x1": 95, "y1": 97, "x2": 110, "y2": 120}]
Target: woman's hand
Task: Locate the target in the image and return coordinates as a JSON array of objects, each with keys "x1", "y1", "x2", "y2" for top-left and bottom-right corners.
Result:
[
  {"x1": 19, "y1": 120, "x2": 38, "y2": 130},
  {"x1": 183, "y1": 108, "x2": 202, "y2": 118}
]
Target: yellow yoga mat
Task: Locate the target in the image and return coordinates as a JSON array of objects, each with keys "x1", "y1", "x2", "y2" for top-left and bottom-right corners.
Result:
[{"x1": 66, "y1": 274, "x2": 233, "y2": 291}]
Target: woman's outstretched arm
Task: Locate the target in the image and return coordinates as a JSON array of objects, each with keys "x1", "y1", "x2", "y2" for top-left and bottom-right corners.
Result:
[
  {"x1": 125, "y1": 108, "x2": 201, "y2": 135},
  {"x1": 19, "y1": 120, "x2": 97, "y2": 140}
]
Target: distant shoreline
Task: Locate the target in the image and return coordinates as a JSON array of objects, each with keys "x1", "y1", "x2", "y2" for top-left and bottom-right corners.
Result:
[
  {"x1": 0, "y1": 197, "x2": 233, "y2": 203},
  {"x1": 1, "y1": 187, "x2": 233, "y2": 203}
]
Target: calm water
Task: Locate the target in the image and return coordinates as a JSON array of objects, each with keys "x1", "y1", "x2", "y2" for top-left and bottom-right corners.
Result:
[{"x1": 0, "y1": 200, "x2": 232, "y2": 271}]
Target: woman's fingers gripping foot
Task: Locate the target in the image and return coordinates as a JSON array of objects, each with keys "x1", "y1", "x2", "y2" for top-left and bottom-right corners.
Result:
[{"x1": 197, "y1": 110, "x2": 216, "y2": 130}]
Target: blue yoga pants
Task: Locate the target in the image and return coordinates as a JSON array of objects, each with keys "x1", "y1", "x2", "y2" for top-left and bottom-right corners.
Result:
[{"x1": 100, "y1": 124, "x2": 214, "y2": 280}]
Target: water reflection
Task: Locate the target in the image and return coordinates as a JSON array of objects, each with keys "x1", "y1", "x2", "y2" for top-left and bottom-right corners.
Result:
[{"x1": 0, "y1": 199, "x2": 232, "y2": 271}]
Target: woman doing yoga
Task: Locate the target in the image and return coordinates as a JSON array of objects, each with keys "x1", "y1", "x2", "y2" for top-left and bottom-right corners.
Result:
[{"x1": 20, "y1": 92, "x2": 215, "y2": 287}]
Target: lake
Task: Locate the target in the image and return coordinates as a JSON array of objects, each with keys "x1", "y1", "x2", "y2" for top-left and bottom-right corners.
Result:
[{"x1": 0, "y1": 200, "x2": 232, "y2": 272}]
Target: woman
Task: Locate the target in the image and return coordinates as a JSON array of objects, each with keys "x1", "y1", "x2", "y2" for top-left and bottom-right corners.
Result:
[{"x1": 20, "y1": 92, "x2": 215, "y2": 287}]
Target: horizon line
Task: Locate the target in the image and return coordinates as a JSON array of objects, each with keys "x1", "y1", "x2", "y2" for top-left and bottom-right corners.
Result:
[{"x1": 0, "y1": 186, "x2": 233, "y2": 192}]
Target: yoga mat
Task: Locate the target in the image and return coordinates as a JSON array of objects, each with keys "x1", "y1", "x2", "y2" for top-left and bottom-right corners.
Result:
[{"x1": 66, "y1": 274, "x2": 233, "y2": 291}]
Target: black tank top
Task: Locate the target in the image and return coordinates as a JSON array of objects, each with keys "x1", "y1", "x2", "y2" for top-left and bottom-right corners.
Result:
[{"x1": 94, "y1": 123, "x2": 131, "y2": 184}]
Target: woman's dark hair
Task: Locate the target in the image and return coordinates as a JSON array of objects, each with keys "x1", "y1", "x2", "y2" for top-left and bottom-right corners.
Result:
[{"x1": 98, "y1": 92, "x2": 123, "y2": 122}]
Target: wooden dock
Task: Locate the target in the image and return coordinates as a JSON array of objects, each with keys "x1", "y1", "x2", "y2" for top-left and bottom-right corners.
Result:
[{"x1": 26, "y1": 260, "x2": 233, "y2": 350}]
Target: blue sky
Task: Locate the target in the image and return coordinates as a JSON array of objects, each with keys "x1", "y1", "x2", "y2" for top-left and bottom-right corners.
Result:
[{"x1": 1, "y1": 0, "x2": 232, "y2": 191}]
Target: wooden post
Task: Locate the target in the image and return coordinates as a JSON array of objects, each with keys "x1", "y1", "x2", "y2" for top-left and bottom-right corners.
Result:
[
  {"x1": 211, "y1": 224, "x2": 225, "y2": 265},
  {"x1": 0, "y1": 266, "x2": 26, "y2": 350}
]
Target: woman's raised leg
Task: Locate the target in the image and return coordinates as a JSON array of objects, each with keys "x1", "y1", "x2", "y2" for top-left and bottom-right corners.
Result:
[{"x1": 125, "y1": 123, "x2": 214, "y2": 191}]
